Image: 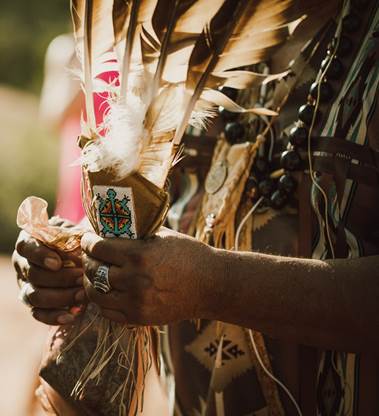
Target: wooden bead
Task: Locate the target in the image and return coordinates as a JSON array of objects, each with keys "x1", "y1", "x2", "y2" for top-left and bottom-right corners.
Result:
[
  {"x1": 289, "y1": 126, "x2": 308, "y2": 147},
  {"x1": 309, "y1": 81, "x2": 334, "y2": 103},
  {"x1": 270, "y1": 190, "x2": 288, "y2": 209},
  {"x1": 258, "y1": 178, "x2": 275, "y2": 197},
  {"x1": 280, "y1": 149, "x2": 302, "y2": 171},
  {"x1": 278, "y1": 174, "x2": 297, "y2": 194},
  {"x1": 298, "y1": 104, "x2": 319, "y2": 126},
  {"x1": 224, "y1": 122, "x2": 245, "y2": 143}
]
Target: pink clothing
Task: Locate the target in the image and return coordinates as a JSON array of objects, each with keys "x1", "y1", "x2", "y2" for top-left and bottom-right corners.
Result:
[
  {"x1": 55, "y1": 116, "x2": 84, "y2": 223},
  {"x1": 55, "y1": 70, "x2": 118, "y2": 223}
]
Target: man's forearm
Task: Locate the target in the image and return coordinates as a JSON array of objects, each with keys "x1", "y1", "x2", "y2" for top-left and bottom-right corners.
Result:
[{"x1": 202, "y1": 249, "x2": 379, "y2": 353}]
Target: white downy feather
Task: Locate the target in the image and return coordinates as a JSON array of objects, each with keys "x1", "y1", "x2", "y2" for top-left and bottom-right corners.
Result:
[{"x1": 81, "y1": 90, "x2": 148, "y2": 180}]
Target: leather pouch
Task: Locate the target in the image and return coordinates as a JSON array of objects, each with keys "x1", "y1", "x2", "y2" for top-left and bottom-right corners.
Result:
[
  {"x1": 195, "y1": 139, "x2": 256, "y2": 249},
  {"x1": 83, "y1": 169, "x2": 170, "y2": 239}
]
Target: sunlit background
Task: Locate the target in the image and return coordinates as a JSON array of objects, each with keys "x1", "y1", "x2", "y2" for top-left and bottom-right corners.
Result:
[
  {"x1": 0, "y1": 1, "x2": 73, "y2": 251},
  {"x1": 0, "y1": 2, "x2": 72, "y2": 414}
]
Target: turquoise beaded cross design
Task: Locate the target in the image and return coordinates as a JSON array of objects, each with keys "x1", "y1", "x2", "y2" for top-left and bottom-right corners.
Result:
[{"x1": 96, "y1": 188, "x2": 135, "y2": 238}]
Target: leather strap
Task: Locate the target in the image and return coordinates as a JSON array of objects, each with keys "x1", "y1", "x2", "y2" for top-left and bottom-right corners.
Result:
[
  {"x1": 312, "y1": 136, "x2": 379, "y2": 167},
  {"x1": 311, "y1": 136, "x2": 379, "y2": 188},
  {"x1": 312, "y1": 157, "x2": 379, "y2": 187}
]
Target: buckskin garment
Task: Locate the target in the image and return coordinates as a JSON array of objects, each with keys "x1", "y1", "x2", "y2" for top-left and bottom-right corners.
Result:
[{"x1": 165, "y1": 1, "x2": 379, "y2": 415}]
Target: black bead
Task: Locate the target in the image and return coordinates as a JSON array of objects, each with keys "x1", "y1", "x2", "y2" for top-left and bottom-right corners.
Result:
[
  {"x1": 309, "y1": 81, "x2": 334, "y2": 103},
  {"x1": 278, "y1": 174, "x2": 297, "y2": 194},
  {"x1": 258, "y1": 178, "x2": 275, "y2": 197},
  {"x1": 337, "y1": 36, "x2": 353, "y2": 57},
  {"x1": 220, "y1": 87, "x2": 238, "y2": 101},
  {"x1": 219, "y1": 106, "x2": 239, "y2": 122},
  {"x1": 298, "y1": 104, "x2": 319, "y2": 126},
  {"x1": 343, "y1": 14, "x2": 361, "y2": 33},
  {"x1": 270, "y1": 190, "x2": 288, "y2": 210},
  {"x1": 321, "y1": 57, "x2": 344, "y2": 80},
  {"x1": 328, "y1": 36, "x2": 353, "y2": 57},
  {"x1": 224, "y1": 122, "x2": 245, "y2": 143},
  {"x1": 289, "y1": 126, "x2": 308, "y2": 147},
  {"x1": 280, "y1": 149, "x2": 301, "y2": 171},
  {"x1": 253, "y1": 157, "x2": 270, "y2": 176}
]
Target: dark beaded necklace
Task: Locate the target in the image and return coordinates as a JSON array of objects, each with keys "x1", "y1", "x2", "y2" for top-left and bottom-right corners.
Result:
[
  {"x1": 218, "y1": 4, "x2": 364, "y2": 212},
  {"x1": 219, "y1": 85, "x2": 296, "y2": 210},
  {"x1": 273, "y1": 6, "x2": 361, "y2": 210}
]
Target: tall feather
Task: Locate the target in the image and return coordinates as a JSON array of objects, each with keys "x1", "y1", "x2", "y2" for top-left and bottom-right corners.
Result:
[
  {"x1": 71, "y1": 0, "x2": 114, "y2": 131},
  {"x1": 112, "y1": 0, "x2": 129, "y2": 45},
  {"x1": 120, "y1": 0, "x2": 140, "y2": 95},
  {"x1": 174, "y1": 0, "x2": 247, "y2": 143},
  {"x1": 76, "y1": 0, "x2": 340, "y2": 186},
  {"x1": 121, "y1": 1, "x2": 156, "y2": 95},
  {"x1": 83, "y1": 0, "x2": 96, "y2": 130},
  {"x1": 150, "y1": 0, "x2": 224, "y2": 84},
  {"x1": 174, "y1": 0, "x2": 330, "y2": 142}
]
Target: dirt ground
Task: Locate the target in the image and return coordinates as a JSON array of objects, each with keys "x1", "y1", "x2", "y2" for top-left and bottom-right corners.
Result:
[{"x1": 0, "y1": 255, "x2": 47, "y2": 415}]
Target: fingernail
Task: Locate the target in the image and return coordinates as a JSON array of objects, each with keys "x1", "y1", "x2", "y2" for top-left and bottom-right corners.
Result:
[
  {"x1": 76, "y1": 276, "x2": 84, "y2": 286},
  {"x1": 44, "y1": 257, "x2": 60, "y2": 271},
  {"x1": 75, "y1": 289, "x2": 86, "y2": 302},
  {"x1": 57, "y1": 314, "x2": 74, "y2": 324}
]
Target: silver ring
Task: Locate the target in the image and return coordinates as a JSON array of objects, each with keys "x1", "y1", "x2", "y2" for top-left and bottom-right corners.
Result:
[
  {"x1": 18, "y1": 282, "x2": 33, "y2": 308},
  {"x1": 93, "y1": 264, "x2": 112, "y2": 293}
]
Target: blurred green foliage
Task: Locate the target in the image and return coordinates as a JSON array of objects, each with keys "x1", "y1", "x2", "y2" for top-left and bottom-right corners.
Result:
[
  {"x1": 0, "y1": 1, "x2": 70, "y2": 92},
  {"x1": 0, "y1": 88, "x2": 59, "y2": 252},
  {"x1": 0, "y1": 2, "x2": 70, "y2": 252}
]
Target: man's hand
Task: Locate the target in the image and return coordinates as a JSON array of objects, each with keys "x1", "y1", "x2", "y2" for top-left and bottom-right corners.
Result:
[
  {"x1": 13, "y1": 231, "x2": 86, "y2": 325},
  {"x1": 81, "y1": 228, "x2": 215, "y2": 325}
]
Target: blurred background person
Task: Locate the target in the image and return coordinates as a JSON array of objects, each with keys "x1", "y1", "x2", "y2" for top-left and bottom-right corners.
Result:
[
  {"x1": 39, "y1": 33, "x2": 84, "y2": 224},
  {"x1": 0, "y1": 2, "x2": 71, "y2": 415}
]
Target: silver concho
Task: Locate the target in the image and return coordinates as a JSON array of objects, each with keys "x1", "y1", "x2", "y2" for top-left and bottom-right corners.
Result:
[{"x1": 205, "y1": 160, "x2": 228, "y2": 195}]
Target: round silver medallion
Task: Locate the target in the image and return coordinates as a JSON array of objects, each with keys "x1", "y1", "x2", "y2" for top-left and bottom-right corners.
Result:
[{"x1": 205, "y1": 160, "x2": 228, "y2": 194}]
